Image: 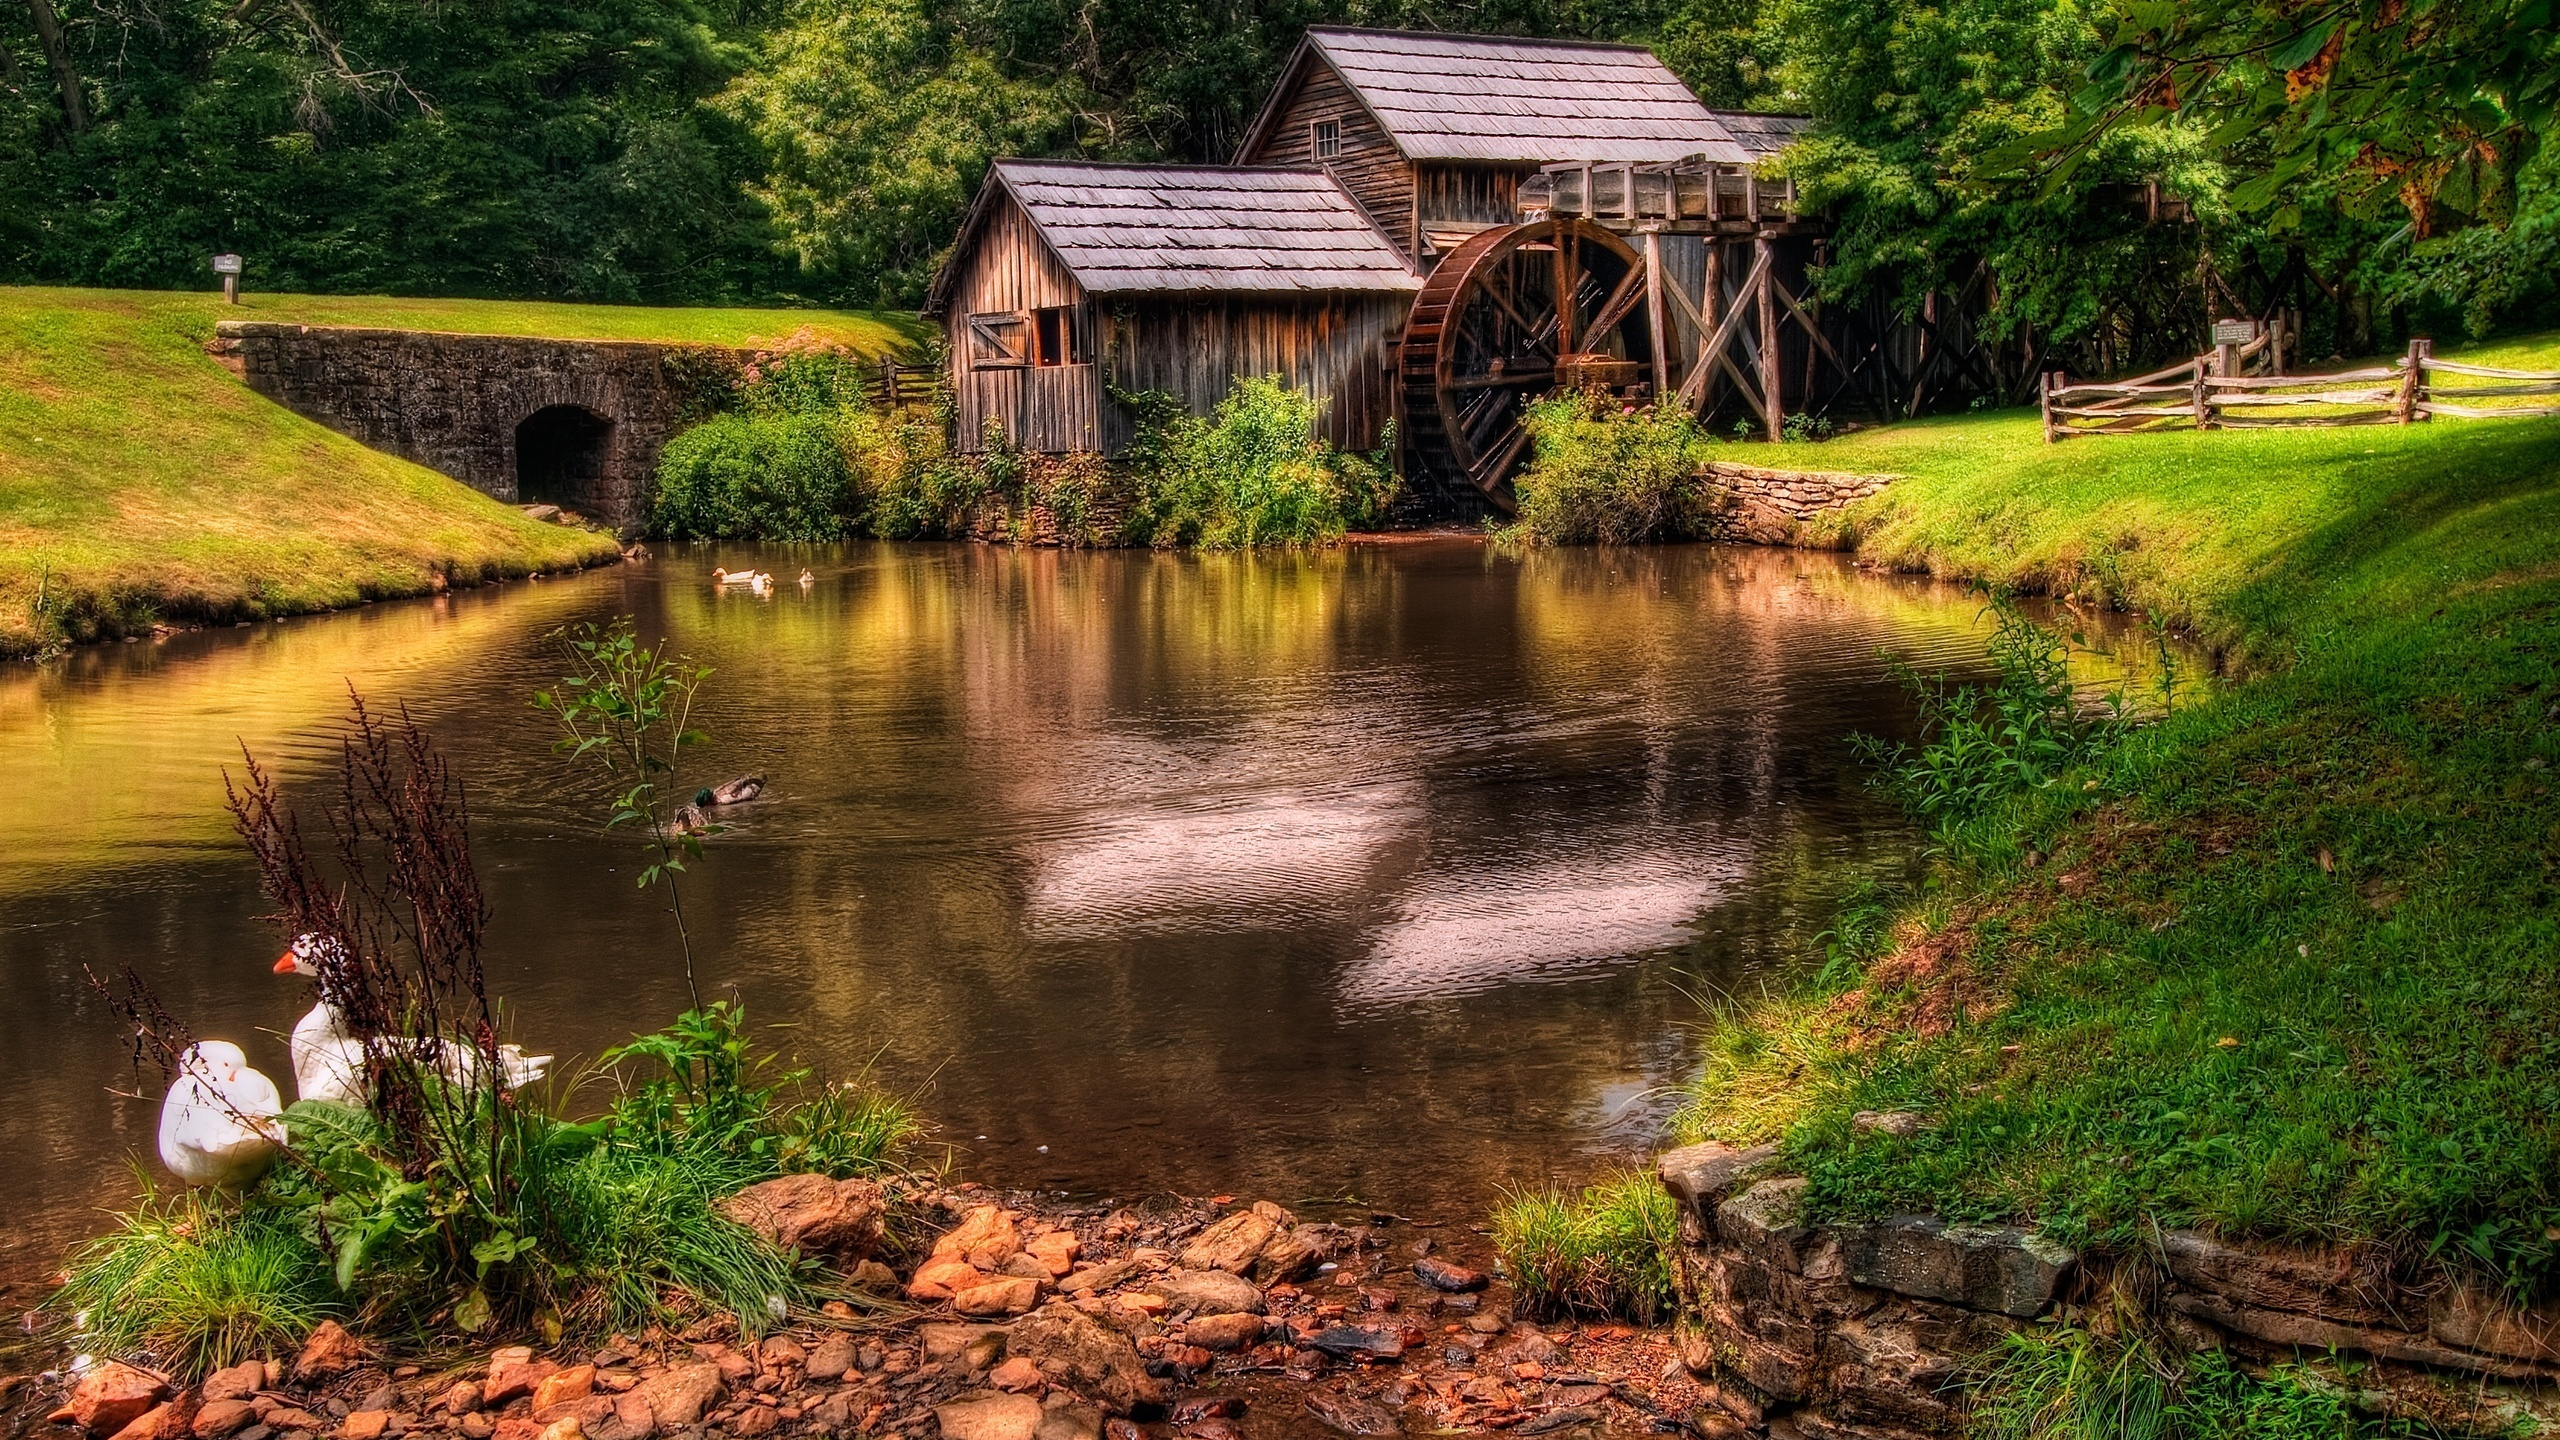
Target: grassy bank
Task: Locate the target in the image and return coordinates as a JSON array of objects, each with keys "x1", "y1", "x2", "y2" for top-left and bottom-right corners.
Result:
[
  {"x1": 1681, "y1": 333, "x2": 2560, "y2": 1299},
  {"x1": 0, "y1": 289, "x2": 919, "y2": 659}
]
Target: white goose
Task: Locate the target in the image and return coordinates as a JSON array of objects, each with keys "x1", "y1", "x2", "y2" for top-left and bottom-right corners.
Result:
[
  {"x1": 157, "y1": 1041, "x2": 285, "y2": 1188},
  {"x1": 273, "y1": 936, "x2": 552, "y2": 1102}
]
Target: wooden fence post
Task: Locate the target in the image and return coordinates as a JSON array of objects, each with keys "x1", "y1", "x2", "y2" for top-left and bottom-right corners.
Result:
[
  {"x1": 2040, "y1": 369, "x2": 2058, "y2": 443},
  {"x1": 2393, "y1": 337, "x2": 2427, "y2": 423},
  {"x1": 2411, "y1": 337, "x2": 2433, "y2": 422},
  {"x1": 1644, "y1": 229, "x2": 1669, "y2": 402},
  {"x1": 2191, "y1": 350, "x2": 2212, "y2": 431}
]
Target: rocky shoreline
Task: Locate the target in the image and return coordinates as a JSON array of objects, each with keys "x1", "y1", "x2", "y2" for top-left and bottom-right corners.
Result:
[{"x1": 7, "y1": 1179, "x2": 1706, "y2": 1440}]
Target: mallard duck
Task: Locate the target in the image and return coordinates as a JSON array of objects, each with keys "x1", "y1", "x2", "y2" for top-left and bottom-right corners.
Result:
[
  {"x1": 158, "y1": 1041, "x2": 284, "y2": 1188},
  {"x1": 672, "y1": 802, "x2": 710, "y2": 836},
  {"x1": 703, "y1": 775, "x2": 764, "y2": 806}
]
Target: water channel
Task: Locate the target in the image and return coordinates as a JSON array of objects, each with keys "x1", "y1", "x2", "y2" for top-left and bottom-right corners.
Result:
[{"x1": 0, "y1": 538, "x2": 2109, "y2": 1311}]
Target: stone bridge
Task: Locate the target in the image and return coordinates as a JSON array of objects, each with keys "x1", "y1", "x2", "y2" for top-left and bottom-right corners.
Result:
[{"x1": 213, "y1": 322, "x2": 735, "y2": 529}]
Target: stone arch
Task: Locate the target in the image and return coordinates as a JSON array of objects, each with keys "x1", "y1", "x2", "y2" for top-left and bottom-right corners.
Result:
[{"x1": 514, "y1": 404, "x2": 616, "y2": 513}]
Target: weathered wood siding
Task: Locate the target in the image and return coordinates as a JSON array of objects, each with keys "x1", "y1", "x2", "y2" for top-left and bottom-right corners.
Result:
[
  {"x1": 1098, "y1": 294, "x2": 1410, "y2": 454},
  {"x1": 1239, "y1": 58, "x2": 1417, "y2": 258},
  {"x1": 944, "y1": 194, "x2": 1103, "y2": 453},
  {"x1": 1414, "y1": 162, "x2": 1531, "y2": 229}
]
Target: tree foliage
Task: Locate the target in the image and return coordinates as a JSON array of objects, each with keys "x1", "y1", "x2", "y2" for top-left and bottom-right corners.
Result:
[{"x1": 3, "y1": 0, "x2": 2550, "y2": 340}]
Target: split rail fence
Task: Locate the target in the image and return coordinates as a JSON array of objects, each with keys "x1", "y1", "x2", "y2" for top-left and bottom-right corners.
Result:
[{"x1": 2041, "y1": 337, "x2": 2560, "y2": 441}]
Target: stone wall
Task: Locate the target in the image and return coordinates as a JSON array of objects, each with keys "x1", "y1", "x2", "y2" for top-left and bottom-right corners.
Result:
[
  {"x1": 1657, "y1": 1141, "x2": 2560, "y2": 1439},
  {"x1": 1698, "y1": 462, "x2": 1901, "y2": 546},
  {"x1": 212, "y1": 322, "x2": 733, "y2": 529}
]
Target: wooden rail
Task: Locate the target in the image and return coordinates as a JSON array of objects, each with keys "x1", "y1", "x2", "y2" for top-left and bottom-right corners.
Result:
[
  {"x1": 2041, "y1": 338, "x2": 2560, "y2": 441},
  {"x1": 1521, "y1": 160, "x2": 1802, "y2": 232}
]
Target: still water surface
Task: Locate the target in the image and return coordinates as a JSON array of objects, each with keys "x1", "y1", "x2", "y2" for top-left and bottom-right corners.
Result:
[{"x1": 0, "y1": 539, "x2": 2061, "y2": 1305}]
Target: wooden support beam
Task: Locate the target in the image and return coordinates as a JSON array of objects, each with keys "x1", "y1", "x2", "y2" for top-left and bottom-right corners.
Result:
[
  {"x1": 1756, "y1": 232, "x2": 1782, "y2": 441},
  {"x1": 1644, "y1": 230, "x2": 1669, "y2": 401},
  {"x1": 1677, "y1": 248, "x2": 1770, "y2": 411}
]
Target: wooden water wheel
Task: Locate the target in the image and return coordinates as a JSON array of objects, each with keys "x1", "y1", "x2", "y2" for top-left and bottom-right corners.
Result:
[{"x1": 1397, "y1": 218, "x2": 1659, "y2": 511}]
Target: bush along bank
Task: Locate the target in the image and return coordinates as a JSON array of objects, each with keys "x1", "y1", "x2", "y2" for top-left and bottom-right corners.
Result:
[
  {"x1": 649, "y1": 364, "x2": 1394, "y2": 550},
  {"x1": 1648, "y1": 355, "x2": 2560, "y2": 1434}
]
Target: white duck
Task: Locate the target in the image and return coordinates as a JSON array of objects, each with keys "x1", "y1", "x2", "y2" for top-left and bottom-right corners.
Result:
[
  {"x1": 711, "y1": 567, "x2": 773, "y2": 587},
  {"x1": 157, "y1": 1041, "x2": 285, "y2": 1188},
  {"x1": 274, "y1": 936, "x2": 552, "y2": 1101}
]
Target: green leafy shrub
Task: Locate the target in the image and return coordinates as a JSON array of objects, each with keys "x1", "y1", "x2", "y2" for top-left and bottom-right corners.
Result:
[
  {"x1": 1122, "y1": 376, "x2": 1398, "y2": 549},
  {"x1": 1491, "y1": 1171, "x2": 1676, "y2": 1324},
  {"x1": 653, "y1": 412, "x2": 856, "y2": 541},
  {"x1": 653, "y1": 341, "x2": 947, "y2": 542},
  {"x1": 1506, "y1": 394, "x2": 1719, "y2": 545}
]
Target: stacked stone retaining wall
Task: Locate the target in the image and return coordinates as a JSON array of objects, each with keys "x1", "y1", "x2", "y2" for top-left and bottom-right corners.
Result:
[
  {"x1": 1657, "y1": 1141, "x2": 2560, "y2": 1439},
  {"x1": 1699, "y1": 462, "x2": 1901, "y2": 546}
]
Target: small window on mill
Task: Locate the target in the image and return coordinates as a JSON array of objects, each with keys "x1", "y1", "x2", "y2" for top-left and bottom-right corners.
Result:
[
  {"x1": 1311, "y1": 118, "x2": 1342, "y2": 161},
  {"x1": 1031, "y1": 304, "x2": 1090, "y2": 367}
]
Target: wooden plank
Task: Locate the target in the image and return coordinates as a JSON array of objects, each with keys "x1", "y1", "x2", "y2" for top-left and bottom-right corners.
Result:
[
  {"x1": 1644, "y1": 231, "x2": 1669, "y2": 400},
  {"x1": 2425, "y1": 379, "x2": 2560, "y2": 398},
  {"x1": 2423, "y1": 358, "x2": 2560, "y2": 380},
  {"x1": 2419, "y1": 401, "x2": 2560, "y2": 419},
  {"x1": 1756, "y1": 232, "x2": 1781, "y2": 440},
  {"x1": 1678, "y1": 248, "x2": 1769, "y2": 410}
]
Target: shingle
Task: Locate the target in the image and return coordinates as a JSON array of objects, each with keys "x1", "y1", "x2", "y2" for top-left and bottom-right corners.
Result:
[{"x1": 991, "y1": 161, "x2": 1420, "y2": 296}]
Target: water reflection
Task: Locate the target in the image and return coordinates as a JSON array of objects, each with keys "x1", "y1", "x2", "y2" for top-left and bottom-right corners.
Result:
[{"x1": 0, "y1": 539, "x2": 2136, "y2": 1310}]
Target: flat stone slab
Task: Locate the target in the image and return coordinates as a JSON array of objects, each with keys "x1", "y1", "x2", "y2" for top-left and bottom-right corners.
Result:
[
  {"x1": 1837, "y1": 1215, "x2": 2075, "y2": 1318},
  {"x1": 1657, "y1": 1142, "x2": 1778, "y2": 1221}
]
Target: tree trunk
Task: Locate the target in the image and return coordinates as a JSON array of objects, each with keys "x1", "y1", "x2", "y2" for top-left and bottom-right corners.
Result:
[{"x1": 24, "y1": 0, "x2": 86, "y2": 133}]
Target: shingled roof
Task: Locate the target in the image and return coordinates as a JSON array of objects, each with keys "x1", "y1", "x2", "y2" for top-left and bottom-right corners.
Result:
[
  {"x1": 1246, "y1": 28, "x2": 1753, "y2": 165},
  {"x1": 1713, "y1": 111, "x2": 1815, "y2": 158},
  {"x1": 927, "y1": 161, "x2": 1419, "y2": 311}
]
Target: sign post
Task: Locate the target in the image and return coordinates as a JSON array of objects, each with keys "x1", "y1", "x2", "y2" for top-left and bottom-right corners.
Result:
[{"x1": 212, "y1": 253, "x2": 242, "y2": 305}]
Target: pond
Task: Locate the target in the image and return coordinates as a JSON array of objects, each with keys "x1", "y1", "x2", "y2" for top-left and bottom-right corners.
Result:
[{"x1": 0, "y1": 538, "x2": 2109, "y2": 1312}]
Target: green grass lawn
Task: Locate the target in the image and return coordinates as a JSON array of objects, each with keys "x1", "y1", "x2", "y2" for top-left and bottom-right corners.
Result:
[
  {"x1": 0, "y1": 287, "x2": 929, "y2": 659},
  {"x1": 1683, "y1": 330, "x2": 2560, "y2": 1300}
]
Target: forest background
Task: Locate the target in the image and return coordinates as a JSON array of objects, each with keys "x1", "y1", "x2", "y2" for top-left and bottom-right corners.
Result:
[{"x1": 1, "y1": 0, "x2": 2551, "y2": 373}]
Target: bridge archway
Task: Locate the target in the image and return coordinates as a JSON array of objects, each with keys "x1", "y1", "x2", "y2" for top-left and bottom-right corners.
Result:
[{"x1": 514, "y1": 404, "x2": 615, "y2": 512}]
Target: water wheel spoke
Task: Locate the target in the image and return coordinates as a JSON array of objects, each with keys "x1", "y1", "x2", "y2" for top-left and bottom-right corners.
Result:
[{"x1": 1448, "y1": 369, "x2": 1556, "y2": 392}]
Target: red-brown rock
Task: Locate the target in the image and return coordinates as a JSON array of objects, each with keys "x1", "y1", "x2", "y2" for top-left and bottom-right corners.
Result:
[
  {"x1": 106, "y1": 1399, "x2": 197, "y2": 1440},
  {"x1": 1179, "y1": 1213, "x2": 1277, "y2": 1275},
  {"x1": 199, "y1": 1365, "x2": 265, "y2": 1407},
  {"x1": 190, "y1": 1401, "x2": 258, "y2": 1440},
  {"x1": 484, "y1": 1354, "x2": 560, "y2": 1409},
  {"x1": 530, "y1": 1366, "x2": 594, "y2": 1415},
  {"x1": 908, "y1": 1259, "x2": 989, "y2": 1302},
  {"x1": 932, "y1": 1206, "x2": 1025, "y2": 1270},
  {"x1": 954, "y1": 1277, "x2": 1042, "y2": 1316},
  {"x1": 49, "y1": 1361, "x2": 170, "y2": 1436},
  {"x1": 717, "y1": 1174, "x2": 887, "y2": 1260},
  {"x1": 1184, "y1": 1314, "x2": 1265, "y2": 1352},
  {"x1": 628, "y1": 1363, "x2": 723, "y2": 1429},
  {"x1": 338, "y1": 1411, "x2": 389, "y2": 1440},
  {"x1": 293, "y1": 1321, "x2": 363, "y2": 1383}
]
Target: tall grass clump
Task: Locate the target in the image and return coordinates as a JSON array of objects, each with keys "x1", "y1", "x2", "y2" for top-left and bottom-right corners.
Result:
[
  {"x1": 1122, "y1": 376, "x2": 1397, "y2": 548},
  {"x1": 1492, "y1": 1171, "x2": 1677, "y2": 1324},
  {"x1": 57, "y1": 1186, "x2": 340, "y2": 1373},
  {"x1": 1973, "y1": 1325, "x2": 2441, "y2": 1440},
  {"x1": 1504, "y1": 393, "x2": 1720, "y2": 545}
]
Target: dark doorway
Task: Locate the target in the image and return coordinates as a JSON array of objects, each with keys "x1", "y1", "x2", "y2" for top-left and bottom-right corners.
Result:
[{"x1": 514, "y1": 405, "x2": 614, "y2": 509}]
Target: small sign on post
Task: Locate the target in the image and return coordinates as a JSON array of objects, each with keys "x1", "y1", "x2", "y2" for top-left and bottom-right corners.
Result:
[
  {"x1": 212, "y1": 253, "x2": 243, "y2": 305},
  {"x1": 2210, "y1": 318, "x2": 2256, "y2": 347}
]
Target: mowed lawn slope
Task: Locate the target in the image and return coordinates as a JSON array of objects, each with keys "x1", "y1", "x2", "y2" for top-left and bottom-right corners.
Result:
[
  {"x1": 0, "y1": 289, "x2": 922, "y2": 658},
  {"x1": 1685, "y1": 331, "x2": 2560, "y2": 1298}
]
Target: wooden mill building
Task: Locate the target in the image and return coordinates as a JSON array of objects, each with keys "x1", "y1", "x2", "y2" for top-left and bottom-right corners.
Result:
[
  {"x1": 924, "y1": 160, "x2": 1416, "y2": 455},
  {"x1": 925, "y1": 28, "x2": 2018, "y2": 513}
]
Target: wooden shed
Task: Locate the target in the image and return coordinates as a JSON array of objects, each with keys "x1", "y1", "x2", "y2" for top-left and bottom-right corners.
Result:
[
  {"x1": 1233, "y1": 28, "x2": 1755, "y2": 265},
  {"x1": 923, "y1": 160, "x2": 1420, "y2": 456}
]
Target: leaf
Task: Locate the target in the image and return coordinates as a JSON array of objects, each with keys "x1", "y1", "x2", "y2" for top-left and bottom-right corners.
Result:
[
  {"x1": 453, "y1": 1286, "x2": 493, "y2": 1334},
  {"x1": 2268, "y1": 15, "x2": 2344, "y2": 72}
]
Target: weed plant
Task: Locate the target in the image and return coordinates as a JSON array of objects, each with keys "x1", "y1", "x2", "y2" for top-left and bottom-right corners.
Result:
[
  {"x1": 1491, "y1": 1172, "x2": 1677, "y2": 1324},
  {"x1": 1504, "y1": 393, "x2": 1719, "y2": 545},
  {"x1": 1851, "y1": 590, "x2": 2165, "y2": 834},
  {"x1": 1120, "y1": 377, "x2": 1397, "y2": 548}
]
